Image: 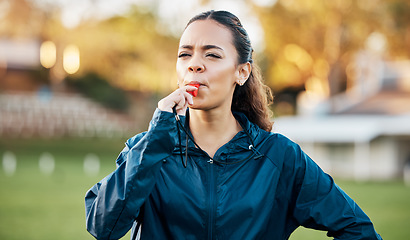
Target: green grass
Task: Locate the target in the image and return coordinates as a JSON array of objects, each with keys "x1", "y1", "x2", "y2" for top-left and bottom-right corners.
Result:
[
  {"x1": 0, "y1": 137, "x2": 131, "y2": 240},
  {"x1": 1, "y1": 137, "x2": 409, "y2": 239}
]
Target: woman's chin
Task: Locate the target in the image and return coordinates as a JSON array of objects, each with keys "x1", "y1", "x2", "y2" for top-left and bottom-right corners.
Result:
[{"x1": 188, "y1": 104, "x2": 200, "y2": 110}]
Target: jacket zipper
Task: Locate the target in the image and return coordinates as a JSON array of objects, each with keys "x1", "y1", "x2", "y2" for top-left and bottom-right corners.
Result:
[{"x1": 208, "y1": 159, "x2": 217, "y2": 240}]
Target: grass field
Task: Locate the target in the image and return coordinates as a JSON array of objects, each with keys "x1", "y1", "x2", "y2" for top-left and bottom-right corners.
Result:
[{"x1": 1, "y1": 137, "x2": 409, "y2": 239}]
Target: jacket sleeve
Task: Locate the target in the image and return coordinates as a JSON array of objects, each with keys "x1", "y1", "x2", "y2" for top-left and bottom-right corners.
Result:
[
  {"x1": 288, "y1": 143, "x2": 383, "y2": 240},
  {"x1": 85, "y1": 109, "x2": 178, "y2": 240}
]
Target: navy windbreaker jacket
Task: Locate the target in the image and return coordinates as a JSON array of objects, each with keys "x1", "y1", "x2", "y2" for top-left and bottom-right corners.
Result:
[{"x1": 85, "y1": 109, "x2": 382, "y2": 239}]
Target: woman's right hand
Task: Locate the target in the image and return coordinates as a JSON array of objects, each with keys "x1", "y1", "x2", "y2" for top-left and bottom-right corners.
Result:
[{"x1": 158, "y1": 85, "x2": 198, "y2": 115}]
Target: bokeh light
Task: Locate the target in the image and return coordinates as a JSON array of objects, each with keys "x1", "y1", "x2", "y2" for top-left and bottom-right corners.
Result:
[
  {"x1": 63, "y1": 44, "x2": 80, "y2": 74},
  {"x1": 40, "y1": 41, "x2": 56, "y2": 69}
]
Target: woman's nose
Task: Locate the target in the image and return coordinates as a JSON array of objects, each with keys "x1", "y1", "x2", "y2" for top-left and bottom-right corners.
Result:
[
  {"x1": 188, "y1": 59, "x2": 204, "y2": 73},
  {"x1": 188, "y1": 65, "x2": 204, "y2": 73}
]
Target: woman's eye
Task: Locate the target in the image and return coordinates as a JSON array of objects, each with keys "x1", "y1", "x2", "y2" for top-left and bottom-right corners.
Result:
[
  {"x1": 178, "y1": 53, "x2": 191, "y2": 58},
  {"x1": 206, "y1": 53, "x2": 221, "y2": 59}
]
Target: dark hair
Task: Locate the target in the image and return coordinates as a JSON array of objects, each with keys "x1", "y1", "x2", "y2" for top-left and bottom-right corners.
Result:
[{"x1": 186, "y1": 10, "x2": 273, "y2": 131}]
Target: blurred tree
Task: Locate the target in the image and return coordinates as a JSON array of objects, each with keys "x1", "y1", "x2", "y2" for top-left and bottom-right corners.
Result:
[
  {"x1": 385, "y1": 0, "x2": 410, "y2": 58},
  {"x1": 0, "y1": 0, "x2": 43, "y2": 39},
  {"x1": 67, "y1": 6, "x2": 180, "y2": 94},
  {"x1": 253, "y1": 0, "x2": 410, "y2": 95}
]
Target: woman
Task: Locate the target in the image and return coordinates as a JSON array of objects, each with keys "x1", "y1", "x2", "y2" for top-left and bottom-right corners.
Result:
[{"x1": 85, "y1": 10, "x2": 382, "y2": 240}]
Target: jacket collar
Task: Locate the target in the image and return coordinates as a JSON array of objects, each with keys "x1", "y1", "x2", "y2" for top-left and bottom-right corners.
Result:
[
  {"x1": 173, "y1": 110, "x2": 263, "y2": 161},
  {"x1": 232, "y1": 111, "x2": 261, "y2": 144}
]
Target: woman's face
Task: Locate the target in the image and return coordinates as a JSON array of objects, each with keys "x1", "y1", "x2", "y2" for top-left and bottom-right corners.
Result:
[{"x1": 176, "y1": 19, "x2": 245, "y2": 111}]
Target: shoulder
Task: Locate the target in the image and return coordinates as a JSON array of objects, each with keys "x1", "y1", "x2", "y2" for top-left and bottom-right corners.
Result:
[
  {"x1": 258, "y1": 130, "x2": 301, "y2": 153},
  {"x1": 125, "y1": 131, "x2": 148, "y2": 149},
  {"x1": 115, "y1": 132, "x2": 148, "y2": 167},
  {"x1": 257, "y1": 131, "x2": 307, "y2": 169}
]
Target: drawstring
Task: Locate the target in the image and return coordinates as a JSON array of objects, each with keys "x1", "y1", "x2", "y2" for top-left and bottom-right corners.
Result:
[
  {"x1": 241, "y1": 121, "x2": 265, "y2": 160},
  {"x1": 248, "y1": 145, "x2": 264, "y2": 160},
  {"x1": 173, "y1": 106, "x2": 207, "y2": 168},
  {"x1": 172, "y1": 107, "x2": 264, "y2": 167},
  {"x1": 173, "y1": 107, "x2": 188, "y2": 168}
]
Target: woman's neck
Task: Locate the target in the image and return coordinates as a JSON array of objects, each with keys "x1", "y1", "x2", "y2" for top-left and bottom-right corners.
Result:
[{"x1": 188, "y1": 107, "x2": 242, "y2": 158}]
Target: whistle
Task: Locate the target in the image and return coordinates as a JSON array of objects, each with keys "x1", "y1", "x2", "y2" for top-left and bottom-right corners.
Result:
[{"x1": 187, "y1": 83, "x2": 200, "y2": 97}]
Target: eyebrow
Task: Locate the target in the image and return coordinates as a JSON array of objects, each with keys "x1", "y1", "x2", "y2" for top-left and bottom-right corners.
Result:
[{"x1": 179, "y1": 44, "x2": 224, "y2": 51}]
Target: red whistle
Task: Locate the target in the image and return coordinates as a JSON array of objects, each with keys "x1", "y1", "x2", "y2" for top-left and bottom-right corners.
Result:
[{"x1": 187, "y1": 83, "x2": 200, "y2": 97}]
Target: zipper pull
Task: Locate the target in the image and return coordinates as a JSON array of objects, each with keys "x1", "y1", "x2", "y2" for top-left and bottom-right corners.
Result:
[{"x1": 208, "y1": 159, "x2": 214, "y2": 164}]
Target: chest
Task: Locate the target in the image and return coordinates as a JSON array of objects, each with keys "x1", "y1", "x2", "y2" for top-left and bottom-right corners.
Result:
[{"x1": 150, "y1": 154, "x2": 281, "y2": 230}]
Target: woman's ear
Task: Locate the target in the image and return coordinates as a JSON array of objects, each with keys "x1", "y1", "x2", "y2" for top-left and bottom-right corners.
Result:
[{"x1": 236, "y1": 62, "x2": 252, "y2": 86}]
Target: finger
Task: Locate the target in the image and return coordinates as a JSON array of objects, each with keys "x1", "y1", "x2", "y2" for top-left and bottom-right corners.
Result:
[
  {"x1": 174, "y1": 93, "x2": 187, "y2": 111},
  {"x1": 184, "y1": 85, "x2": 198, "y2": 97},
  {"x1": 158, "y1": 86, "x2": 196, "y2": 113},
  {"x1": 158, "y1": 95, "x2": 179, "y2": 112},
  {"x1": 185, "y1": 85, "x2": 198, "y2": 91},
  {"x1": 184, "y1": 92, "x2": 194, "y2": 105},
  {"x1": 177, "y1": 88, "x2": 195, "y2": 107}
]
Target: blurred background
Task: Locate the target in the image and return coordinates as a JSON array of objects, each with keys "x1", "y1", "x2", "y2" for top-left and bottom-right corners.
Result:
[{"x1": 0, "y1": 0, "x2": 409, "y2": 239}]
